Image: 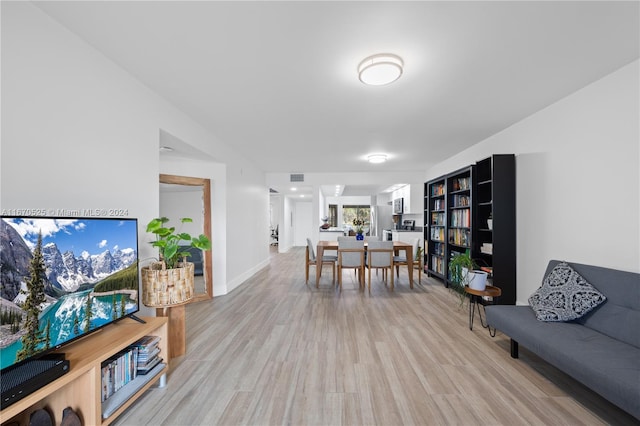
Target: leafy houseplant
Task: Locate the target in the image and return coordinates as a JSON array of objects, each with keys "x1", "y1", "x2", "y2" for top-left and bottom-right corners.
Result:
[
  {"x1": 146, "y1": 217, "x2": 211, "y2": 269},
  {"x1": 448, "y1": 251, "x2": 477, "y2": 304}
]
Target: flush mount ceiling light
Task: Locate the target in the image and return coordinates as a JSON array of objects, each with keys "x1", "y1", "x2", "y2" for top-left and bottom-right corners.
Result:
[
  {"x1": 367, "y1": 154, "x2": 388, "y2": 164},
  {"x1": 358, "y1": 53, "x2": 403, "y2": 86},
  {"x1": 159, "y1": 146, "x2": 174, "y2": 152}
]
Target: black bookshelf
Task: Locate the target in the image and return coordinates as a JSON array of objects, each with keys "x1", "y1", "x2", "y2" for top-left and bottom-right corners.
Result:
[
  {"x1": 475, "y1": 154, "x2": 516, "y2": 305},
  {"x1": 425, "y1": 177, "x2": 446, "y2": 279},
  {"x1": 424, "y1": 155, "x2": 515, "y2": 303},
  {"x1": 445, "y1": 166, "x2": 475, "y2": 287}
]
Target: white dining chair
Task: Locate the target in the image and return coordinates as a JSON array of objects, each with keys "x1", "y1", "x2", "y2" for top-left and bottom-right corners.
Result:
[
  {"x1": 393, "y1": 237, "x2": 421, "y2": 286},
  {"x1": 306, "y1": 238, "x2": 337, "y2": 287},
  {"x1": 337, "y1": 239, "x2": 365, "y2": 291},
  {"x1": 366, "y1": 241, "x2": 394, "y2": 292}
]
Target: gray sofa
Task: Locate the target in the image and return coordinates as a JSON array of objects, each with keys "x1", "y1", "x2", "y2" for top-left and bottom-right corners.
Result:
[{"x1": 485, "y1": 260, "x2": 640, "y2": 420}]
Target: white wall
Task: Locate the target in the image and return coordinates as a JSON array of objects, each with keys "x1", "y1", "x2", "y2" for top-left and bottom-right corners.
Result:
[
  {"x1": 159, "y1": 157, "x2": 229, "y2": 297},
  {"x1": 266, "y1": 171, "x2": 424, "y2": 246},
  {"x1": 1, "y1": 3, "x2": 269, "y2": 305},
  {"x1": 280, "y1": 196, "x2": 294, "y2": 253},
  {"x1": 293, "y1": 201, "x2": 312, "y2": 246},
  {"x1": 159, "y1": 190, "x2": 205, "y2": 238},
  {"x1": 426, "y1": 60, "x2": 639, "y2": 304}
]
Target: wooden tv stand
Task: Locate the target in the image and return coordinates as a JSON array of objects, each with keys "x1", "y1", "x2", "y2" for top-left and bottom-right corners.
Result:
[{"x1": 0, "y1": 316, "x2": 168, "y2": 426}]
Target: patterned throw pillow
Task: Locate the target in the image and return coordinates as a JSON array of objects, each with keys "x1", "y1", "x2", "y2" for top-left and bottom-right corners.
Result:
[{"x1": 529, "y1": 262, "x2": 607, "y2": 322}]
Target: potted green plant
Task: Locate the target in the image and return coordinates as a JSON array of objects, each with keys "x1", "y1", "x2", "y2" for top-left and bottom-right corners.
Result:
[
  {"x1": 146, "y1": 217, "x2": 211, "y2": 269},
  {"x1": 448, "y1": 252, "x2": 476, "y2": 304},
  {"x1": 449, "y1": 251, "x2": 488, "y2": 300},
  {"x1": 142, "y1": 217, "x2": 211, "y2": 307}
]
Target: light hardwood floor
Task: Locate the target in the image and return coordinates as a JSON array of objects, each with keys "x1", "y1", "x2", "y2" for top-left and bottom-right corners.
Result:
[{"x1": 115, "y1": 247, "x2": 637, "y2": 425}]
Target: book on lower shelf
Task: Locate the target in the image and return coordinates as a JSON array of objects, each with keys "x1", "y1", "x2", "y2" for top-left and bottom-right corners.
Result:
[
  {"x1": 101, "y1": 347, "x2": 139, "y2": 402},
  {"x1": 101, "y1": 361, "x2": 166, "y2": 419},
  {"x1": 132, "y1": 335, "x2": 162, "y2": 374},
  {"x1": 137, "y1": 355, "x2": 163, "y2": 375},
  {"x1": 101, "y1": 335, "x2": 163, "y2": 402}
]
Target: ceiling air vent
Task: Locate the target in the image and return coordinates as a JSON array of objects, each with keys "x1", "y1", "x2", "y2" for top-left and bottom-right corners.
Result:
[{"x1": 290, "y1": 173, "x2": 304, "y2": 182}]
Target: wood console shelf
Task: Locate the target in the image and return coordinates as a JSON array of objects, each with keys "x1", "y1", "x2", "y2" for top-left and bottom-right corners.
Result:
[{"x1": 0, "y1": 316, "x2": 168, "y2": 426}]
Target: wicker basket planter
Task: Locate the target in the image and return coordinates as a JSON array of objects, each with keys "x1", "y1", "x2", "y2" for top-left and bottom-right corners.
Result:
[{"x1": 141, "y1": 261, "x2": 195, "y2": 307}]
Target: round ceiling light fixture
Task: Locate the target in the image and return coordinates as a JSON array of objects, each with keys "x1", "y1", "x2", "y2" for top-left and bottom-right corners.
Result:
[
  {"x1": 358, "y1": 53, "x2": 404, "y2": 86},
  {"x1": 367, "y1": 154, "x2": 388, "y2": 164}
]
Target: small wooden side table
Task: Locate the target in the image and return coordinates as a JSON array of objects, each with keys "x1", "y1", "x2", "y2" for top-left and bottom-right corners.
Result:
[{"x1": 464, "y1": 285, "x2": 502, "y2": 336}]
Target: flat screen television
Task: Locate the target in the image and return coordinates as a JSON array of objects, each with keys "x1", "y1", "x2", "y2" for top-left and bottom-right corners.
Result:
[{"x1": 0, "y1": 216, "x2": 140, "y2": 373}]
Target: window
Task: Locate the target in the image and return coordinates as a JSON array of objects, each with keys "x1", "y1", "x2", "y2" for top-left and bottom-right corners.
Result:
[
  {"x1": 343, "y1": 205, "x2": 370, "y2": 229},
  {"x1": 328, "y1": 204, "x2": 338, "y2": 227}
]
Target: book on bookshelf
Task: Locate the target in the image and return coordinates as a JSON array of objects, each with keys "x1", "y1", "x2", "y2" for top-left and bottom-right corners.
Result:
[
  {"x1": 448, "y1": 228, "x2": 471, "y2": 247},
  {"x1": 129, "y1": 335, "x2": 162, "y2": 375},
  {"x1": 132, "y1": 335, "x2": 160, "y2": 350},
  {"x1": 431, "y1": 256, "x2": 444, "y2": 275},
  {"x1": 450, "y1": 209, "x2": 470, "y2": 227},
  {"x1": 431, "y1": 212, "x2": 445, "y2": 225},
  {"x1": 451, "y1": 177, "x2": 470, "y2": 191},
  {"x1": 137, "y1": 346, "x2": 161, "y2": 365},
  {"x1": 137, "y1": 356, "x2": 163, "y2": 375},
  {"x1": 430, "y1": 227, "x2": 445, "y2": 242},
  {"x1": 101, "y1": 346, "x2": 139, "y2": 402},
  {"x1": 431, "y1": 183, "x2": 445, "y2": 196}
]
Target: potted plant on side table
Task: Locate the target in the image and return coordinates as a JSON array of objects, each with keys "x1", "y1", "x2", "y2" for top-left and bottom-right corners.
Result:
[
  {"x1": 448, "y1": 252, "x2": 488, "y2": 304},
  {"x1": 142, "y1": 217, "x2": 211, "y2": 307}
]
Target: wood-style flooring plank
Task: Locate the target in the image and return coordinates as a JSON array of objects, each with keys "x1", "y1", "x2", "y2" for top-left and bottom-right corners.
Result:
[{"x1": 113, "y1": 246, "x2": 638, "y2": 425}]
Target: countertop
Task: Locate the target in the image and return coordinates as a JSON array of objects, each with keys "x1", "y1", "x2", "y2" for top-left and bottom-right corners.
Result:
[{"x1": 387, "y1": 228, "x2": 423, "y2": 232}]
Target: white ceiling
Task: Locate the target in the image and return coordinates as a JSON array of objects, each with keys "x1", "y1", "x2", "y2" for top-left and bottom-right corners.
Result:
[{"x1": 34, "y1": 1, "x2": 638, "y2": 182}]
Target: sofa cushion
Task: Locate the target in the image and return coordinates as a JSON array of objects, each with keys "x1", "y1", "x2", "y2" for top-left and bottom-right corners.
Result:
[
  {"x1": 529, "y1": 261, "x2": 606, "y2": 322},
  {"x1": 557, "y1": 261, "x2": 640, "y2": 349}
]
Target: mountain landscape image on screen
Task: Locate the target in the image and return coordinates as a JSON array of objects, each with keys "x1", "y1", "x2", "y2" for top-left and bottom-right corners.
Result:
[{"x1": 0, "y1": 218, "x2": 139, "y2": 370}]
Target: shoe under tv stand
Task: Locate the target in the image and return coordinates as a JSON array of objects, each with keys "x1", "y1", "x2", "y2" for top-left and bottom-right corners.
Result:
[{"x1": 0, "y1": 316, "x2": 168, "y2": 426}]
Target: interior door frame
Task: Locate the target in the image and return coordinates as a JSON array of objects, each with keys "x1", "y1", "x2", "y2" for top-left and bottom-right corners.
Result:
[{"x1": 159, "y1": 173, "x2": 213, "y2": 301}]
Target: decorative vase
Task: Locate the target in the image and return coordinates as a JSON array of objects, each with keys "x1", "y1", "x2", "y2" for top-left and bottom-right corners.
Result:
[
  {"x1": 487, "y1": 219, "x2": 493, "y2": 230},
  {"x1": 356, "y1": 233, "x2": 364, "y2": 240}
]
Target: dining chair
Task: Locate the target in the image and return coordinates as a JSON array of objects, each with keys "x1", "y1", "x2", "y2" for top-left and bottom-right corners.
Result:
[
  {"x1": 337, "y1": 239, "x2": 365, "y2": 291},
  {"x1": 366, "y1": 241, "x2": 394, "y2": 292},
  {"x1": 306, "y1": 238, "x2": 337, "y2": 288},
  {"x1": 393, "y1": 237, "x2": 421, "y2": 285}
]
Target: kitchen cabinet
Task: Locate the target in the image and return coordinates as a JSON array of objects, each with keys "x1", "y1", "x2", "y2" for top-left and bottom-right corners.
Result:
[
  {"x1": 392, "y1": 184, "x2": 424, "y2": 214},
  {"x1": 407, "y1": 184, "x2": 424, "y2": 214},
  {"x1": 318, "y1": 229, "x2": 345, "y2": 241},
  {"x1": 392, "y1": 231, "x2": 422, "y2": 245}
]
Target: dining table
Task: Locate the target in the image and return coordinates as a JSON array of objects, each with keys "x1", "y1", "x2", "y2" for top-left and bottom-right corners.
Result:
[{"x1": 316, "y1": 240, "x2": 415, "y2": 288}]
